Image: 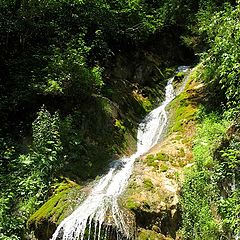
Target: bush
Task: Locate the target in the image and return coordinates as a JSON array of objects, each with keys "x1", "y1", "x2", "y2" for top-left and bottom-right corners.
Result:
[
  {"x1": 31, "y1": 106, "x2": 63, "y2": 177},
  {"x1": 181, "y1": 109, "x2": 230, "y2": 239},
  {"x1": 198, "y1": 3, "x2": 240, "y2": 110},
  {"x1": 41, "y1": 36, "x2": 104, "y2": 98},
  {"x1": 0, "y1": 106, "x2": 63, "y2": 239}
]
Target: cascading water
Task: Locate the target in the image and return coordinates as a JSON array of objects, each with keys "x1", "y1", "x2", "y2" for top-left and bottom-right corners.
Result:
[{"x1": 51, "y1": 77, "x2": 177, "y2": 240}]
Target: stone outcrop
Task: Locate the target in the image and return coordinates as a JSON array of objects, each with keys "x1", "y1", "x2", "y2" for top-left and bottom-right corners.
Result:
[{"x1": 120, "y1": 68, "x2": 205, "y2": 239}]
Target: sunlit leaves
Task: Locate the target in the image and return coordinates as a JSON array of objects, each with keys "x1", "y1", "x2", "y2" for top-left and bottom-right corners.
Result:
[
  {"x1": 41, "y1": 36, "x2": 103, "y2": 96},
  {"x1": 198, "y1": 3, "x2": 240, "y2": 109},
  {"x1": 0, "y1": 106, "x2": 63, "y2": 239}
]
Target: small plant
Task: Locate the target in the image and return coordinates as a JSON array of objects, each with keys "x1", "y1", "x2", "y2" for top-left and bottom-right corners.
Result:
[
  {"x1": 155, "y1": 152, "x2": 169, "y2": 161},
  {"x1": 160, "y1": 163, "x2": 169, "y2": 172},
  {"x1": 114, "y1": 119, "x2": 126, "y2": 134},
  {"x1": 126, "y1": 198, "x2": 140, "y2": 210},
  {"x1": 174, "y1": 71, "x2": 185, "y2": 82},
  {"x1": 145, "y1": 154, "x2": 159, "y2": 169},
  {"x1": 143, "y1": 179, "x2": 154, "y2": 190}
]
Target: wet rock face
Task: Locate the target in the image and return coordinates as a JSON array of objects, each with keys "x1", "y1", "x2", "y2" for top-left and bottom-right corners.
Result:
[
  {"x1": 28, "y1": 180, "x2": 85, "y2": 240},
  {"x1": 30, "y1": 220, "x2": 57, "y2": 240},
  {"x1": 120, "y1": 156, "x2": 182, "y2": 239},
  {"x1": 108, "y1": 51, "x2": 165, "y2": 102},
  {"x1": 121, "y1": 72, "x2": 201, "y2": 240},
  {"x1": 108, "y1": 51, "x2": 159, "y2": 82},
  {"x1": 133, "y1": 206, "x2": 180, "y2": 238}
]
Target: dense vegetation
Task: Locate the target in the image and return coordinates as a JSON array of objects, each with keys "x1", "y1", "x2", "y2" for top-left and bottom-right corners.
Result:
[
  {"x1": 180, "y1": 2, "x2": 240, "y2": 239},
  {"x1": 181, "y1": 109, "x2": 240, "y2": 239},
  {"x1": 0, "y1": 0, "x2": 239, "y2": 239}
]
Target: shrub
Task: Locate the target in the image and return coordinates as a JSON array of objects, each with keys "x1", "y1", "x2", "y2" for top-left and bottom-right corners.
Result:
[
  {"x1": 0, "y1": 106, "x2": 63, "y2": 239},
  {"x1": 198, "y1": 3, "x2": 240, "y2": 110},
  {"x1": 181, "y1": 109, "x2": 230, "y2": 239}
]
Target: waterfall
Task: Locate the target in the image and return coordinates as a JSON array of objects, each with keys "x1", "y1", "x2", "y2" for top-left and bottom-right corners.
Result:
[{"x1": 51, "y1": 77, "x2": 176, "y2": 240}]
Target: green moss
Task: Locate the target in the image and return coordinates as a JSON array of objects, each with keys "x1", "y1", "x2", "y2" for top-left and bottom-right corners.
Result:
[
  {"x1": 143, "y1": 179, "x2": 154, "y2": 190},
  {"x1": 133, "y1": 91, "x2": 153, "y2": 113},
  {"x1": 168, "y1": 79, "x2": 196, "y2": 134},
  {"x1": 166, "y1": 171, "x2": 180, "y2": 181},
  {"x1": 155, "y1": 152, "x2": 169, "y2": 161},
  {"x1": 144, "y1": 154, "x2": 159, "y2": 169},
  {"x1": 28, "y1": 180, "x2": 82, "y2": 227},
  {"x1": 178, "y1": 159, "x2": 187, "y2": 167},
  {"x1": 167, "y1": 66, "x2": 206, "y2": 136},
  {"x1": 144, "y1": 152, "x2": 170, "y2": 170},
  {"x1": 145, "y1": 154, "x2": 154, "y2": 161},
  {"x1": 138, "y1": 229, "x2": 165, "y2": 240},
  {"x1": 175, "y1": 135, "x2": 182, "y2": 141},
  {"x1": 125, "y1": 198, "x2": 140, "y2": 210},
  {"x1": 160, "y1": 163, "x2": 169, "y2": 172},
  {"x1": 182, "y1": 138, "x2": 190, "y2": 144}
]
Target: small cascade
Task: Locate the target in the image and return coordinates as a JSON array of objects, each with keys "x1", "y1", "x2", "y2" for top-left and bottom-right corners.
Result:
[{"x1": 51, "y1": 77, "x2": 177, "y2": 240}]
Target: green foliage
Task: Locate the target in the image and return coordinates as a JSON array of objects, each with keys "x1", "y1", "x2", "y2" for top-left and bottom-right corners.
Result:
[
  {"x1": 126, "y1": 198, "x2": 140, "y2": 210},
  {"x1": 144, "y1": 152, "x2": 170, "y2": 170},
  {"x1": 180, "y1": 108, "x2": 240, "y2": 239},
  {"x1": 198, "y1": 3, "x2": 240, "y2": 109},
  {"x1": 28, "y1": 180, "x2": 82, "y2": 227},
  {"x1": 31, "y1": 106, "x2": 63, "y2": 177},
  {"x1": 1, "y1": 0, "x2": 239, "y2": 238},
  {"x1": 181, "y1": 169, "x2": 220, "y2": 239},
  {"x1": 181, "y1": 112, "x2": 225, "y2": 238},
  {"x1": 143, "y1": 178, "x2": 154, "y2": 190},
  {"x1": 114, "y1": 119, "x2": 126, "y2": 134},
  {"x1": 40, "y1": 37, "x2": 103, "y2": 97},
  {"x1": 193, "y1": 111, "x2": 229, "y2": 169},
  {"x1": 216, "y1": 134, "x2": 240, "y2": 236},
  {"x1": 219, "y1": 190, "x2": 240, "y2": 236},
  {"x1": 0, "y1": 107, "x2": 62, "y2": 239}
]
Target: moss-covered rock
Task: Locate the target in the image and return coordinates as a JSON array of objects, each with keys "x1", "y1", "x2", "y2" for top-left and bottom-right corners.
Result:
[
  {"x1": 120, "y1": 156, "x2": 181, "y2": 239},
  {"x1": 138, "y1": 228, "x2": 173, "y2": 240},
  {"x1": 28, "y1": 179, "x2": 84, "y2": 240}
]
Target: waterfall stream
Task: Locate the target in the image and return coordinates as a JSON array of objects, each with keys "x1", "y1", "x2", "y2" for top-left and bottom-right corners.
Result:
[{"x1": 51, "y1": 74, "x2": 181, "y2": 240}]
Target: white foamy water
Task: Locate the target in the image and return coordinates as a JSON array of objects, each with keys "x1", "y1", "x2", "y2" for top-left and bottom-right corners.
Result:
[{"x1": 51, "y1": 78, "x2": 176, "y2": 240}]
